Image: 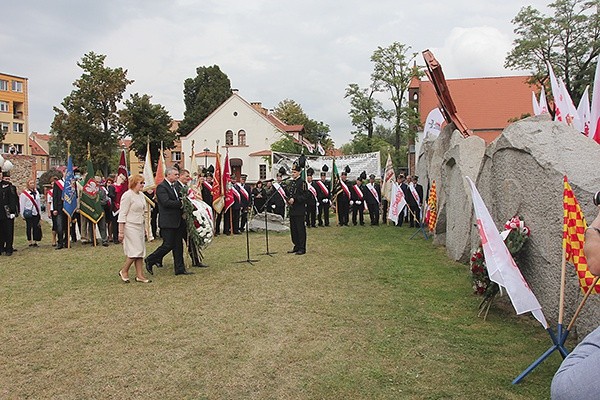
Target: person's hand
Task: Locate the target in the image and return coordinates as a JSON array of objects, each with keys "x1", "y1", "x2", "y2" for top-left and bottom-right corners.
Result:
[
  {"x1": 118, "y1": 232, "x2": 124, "y2": 243},
  {"x1": 52, "y1": 210, "x2": 58, "y2": 216},
  {"x1": 288, "y1": 198, "x2": 295, "y2": 205}
]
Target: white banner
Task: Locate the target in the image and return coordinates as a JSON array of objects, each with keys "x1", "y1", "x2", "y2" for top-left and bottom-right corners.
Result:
[{"x1": 272, "y1": 151, "x2": 381, "y2": 180}]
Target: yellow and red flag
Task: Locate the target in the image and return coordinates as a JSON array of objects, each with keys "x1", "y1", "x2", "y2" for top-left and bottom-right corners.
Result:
[
  {"x1": 426, "y1": 180, "x2": 438, "y2": 233},
  {"x1": 563, "y1": 175, "x2": 600, "y2": 293}
]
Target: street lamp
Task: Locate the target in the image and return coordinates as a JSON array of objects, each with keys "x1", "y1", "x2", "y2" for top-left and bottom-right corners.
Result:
[{"x1": 203, "y1": 147, "x2": 210, "y2": 168}]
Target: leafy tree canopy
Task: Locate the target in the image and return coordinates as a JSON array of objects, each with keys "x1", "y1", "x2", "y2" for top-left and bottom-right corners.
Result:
[
  {"x1": 120, "y1": 93, "x2": 175, "y2": 172},
  {"x1": 273, "y1": 99, "x2": 331, "y2": 145},
  {"x1": 345, "y1": 83, "x2": 387, "y2": 139},
  {"x1": 50, "y1": 51, "x2": 133, "y2": 173},
  {"x1": 178, "y1": 65, "x2": 232, "y2": 136},
  {"x1": 505, "y1": 0, "x2": 600, "y2": 103}
]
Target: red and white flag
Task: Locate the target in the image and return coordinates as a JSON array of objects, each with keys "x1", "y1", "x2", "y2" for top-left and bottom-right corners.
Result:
[
  {"x1": 467, "y1": 176, "x2": 548, "y2": 329},
  {"x1": 539, "y1": 86, "x2": 549, "y2": 115},
  {"x1": 223, "y1": 151, "x2": 234, "y2": 212},
  {"x1": 316, "y1": 141, "x2": 325, "y2": 156},
  {"x1": 577, "y1": 85, "x2": 591, "y2": 136},
  {"x1": 532, "y1": 91, "x2": 541, "y2": 116},
  {"x1": 387, "y1": 183, "x2": 407, "y2": 224},
  {"x1": 591, "y1": 56, "x2": 600, "y2": 143},
  {"x1": 548, "y1": 62, "x2": 568, "y2": 124}
]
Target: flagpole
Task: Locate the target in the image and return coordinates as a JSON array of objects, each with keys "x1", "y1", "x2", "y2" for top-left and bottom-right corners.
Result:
[
  {"x1": 558, "y1": 246, "x2": 568, "y2": 340},
  {"x1": 566, "y1": 275, "x2": 600, "y2": 333}
]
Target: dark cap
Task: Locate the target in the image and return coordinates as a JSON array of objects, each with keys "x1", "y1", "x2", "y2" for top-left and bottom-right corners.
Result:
[
  {"x1": 320, "y1": 171, "x2": 326, "y2": 176},
  {"x1": 278, "y1": 166, "x2": 287, "y2": 176},
  {"x1": 369, "y1": 174, "x2": 376, "y2": 179},
  {"x1": 241, "y1": 174, "x2": 247, "y2": 179},
  {"x1": 291, "y1": 162, "x2": 301, "y2": 172}
]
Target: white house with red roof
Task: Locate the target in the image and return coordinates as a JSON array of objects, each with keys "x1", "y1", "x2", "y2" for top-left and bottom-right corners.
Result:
[{"x1": 180, "y1": 92, "x2": 304, "y2": 182}]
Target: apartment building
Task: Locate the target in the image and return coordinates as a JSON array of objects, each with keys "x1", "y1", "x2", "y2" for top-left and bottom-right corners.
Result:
[{"x1": 0, "y1": 72, "x2": 29, "y2": 156}]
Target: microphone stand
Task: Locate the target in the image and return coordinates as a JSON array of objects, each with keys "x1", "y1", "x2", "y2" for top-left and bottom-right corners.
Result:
[{"x1": 235, "y1": 197, "x2": 259, "y2": 266}]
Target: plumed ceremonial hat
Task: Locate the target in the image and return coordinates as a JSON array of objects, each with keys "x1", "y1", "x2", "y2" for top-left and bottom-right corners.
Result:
[
  {"x1": 306, "y1": 167, "x2": 314, "y2": 176},
  {"x1": 207, "y1": 164, "x2": 215, "y2": 173},
  {"x1": 278, "y1": 166, "x2": 287, "y2": 176},
  {"x1": 344, "y1": 165, "x2": 351, "y2": 174},
  {"x1": 322, "y1": 164, "x2": 329, "y2": 172},
  {"x1": 359, "y1": 171, "x2": 367, "y2": 181},
  {"x1": 291, "y1": 162, "x2": 302, "y2": 172}
]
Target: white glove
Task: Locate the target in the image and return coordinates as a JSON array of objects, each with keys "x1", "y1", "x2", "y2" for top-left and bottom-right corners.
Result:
[
  {"x1": 322, "y1": 199, "x2": 328, "y2": 204},
  {"x1": 356, "y1": 201, "x2": 362, "y2": 205},
  {"x1": 9, "y1": 214, "x2": 16, "y2": 219},
  {"x1": 350, "y1": 200, "x2": 354, "y2": 205}
]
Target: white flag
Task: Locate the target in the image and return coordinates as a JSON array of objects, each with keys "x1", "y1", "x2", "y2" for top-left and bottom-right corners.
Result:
[
  {"x1": 382, "y1": 153, "x2": 395, "y2": 202},
  {"x1": 559, "y1": 77, "x2": 580, "y2": 130},
  {"x1": 317, "y1": 141, "x2": 325, "y2": 156},
  {"x1": 547, "y1": 62, "x2": 568, "y2": 124},
  {"x1": 539, "y1": 86, "x2": 549, "y2": 115},
  {"x1": 577, "y1": 85, "x2": 591, "y2": 136},
  {"x1": 387, "y1": 182, "x2": 407, "y2": 224},
  {"x1": 532, "y1": 91, "x2": 541, "y2": 116},
  {"x1": 466, "y1": 177, "x2": 547, "y2": 329},
  {"x1": 142, "y1": 142, "x2": 156, "y2": 191},
  {"x1": 424, "y1": 108, "x2": 444, "y2": 139}
]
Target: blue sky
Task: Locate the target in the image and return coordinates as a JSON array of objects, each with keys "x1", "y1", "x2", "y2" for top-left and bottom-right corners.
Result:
[{"x1": 1, "y1": 0, "x2": 549, "y2": 146}]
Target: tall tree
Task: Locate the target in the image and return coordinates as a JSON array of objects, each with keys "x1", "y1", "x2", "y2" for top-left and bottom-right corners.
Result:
[
  {"x1": 272, "y1": 99, "x2": 331, "y2": 145},
  {"x1": 371, "y1": 42, "x2": 421, "y2": 150},
  {"x1": 120, "y1": 93, "x2": 175, "y2": 171},
  {"x1": 345, "y1": 83, "x2": 387, "y2": 140},
  {"x1": 51, "y1": 52, "x2": 133, "y2": 172},
  {"x1": 505, "y1": 0, "x2": 600, "y2": 103},
  {"x1": 178, "y1": 65, "x2": 232, "y2": 136}
]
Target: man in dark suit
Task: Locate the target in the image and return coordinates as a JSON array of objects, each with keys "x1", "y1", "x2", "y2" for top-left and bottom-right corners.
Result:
[
  {"x1": 336, "y1": 171, "x2": 351, "y2": 226},
  {"x1": 145, "y1": 167, "x2": 191, "y2": 276},
  {"x1": 52, "y1": 174, "x2": 67, "y2": 249},
  {"x1": 412, "y1": 176, "x2": 424, "y2": 227},
  {"x1": 350, "y1": 172, "x2": 367, "y2": 226},
  {"x1": 305, "y1": 168, "x2": 318, "y2": 228},
  {"x1": 365, "y1": 174, "x2": 381, "y2": 226},
  {"x1": 0, "y1": 171, "x2": 19, "y2": 256},
  {"x1": 237, "y1": 174, "x2": 252, "y2": 232},
  {"x1": 286, "y1": 163, "x2": 308, "y2": 255},
  {"x1": 396, "y1": 174, "x2": 410, "y2": 227}
]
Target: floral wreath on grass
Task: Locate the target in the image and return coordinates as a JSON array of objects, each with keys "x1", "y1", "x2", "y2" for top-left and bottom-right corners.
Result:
[{"x1": 470, "y1": 216, "x2": 530, "y2": 318}]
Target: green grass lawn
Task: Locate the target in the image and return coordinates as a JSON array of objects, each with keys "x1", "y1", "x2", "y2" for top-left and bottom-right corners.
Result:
[{"x1": 0, "y1": 217, "x2": 562, "y2": 399}]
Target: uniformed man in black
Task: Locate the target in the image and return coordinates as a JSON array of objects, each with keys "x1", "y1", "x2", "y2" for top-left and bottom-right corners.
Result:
[
  {"x1": 336, "y1": 170, "x2": 351, "y2": 226},
  {"x1": 365, "y1": 174, "x2": 381, "y2": 225},
  {"x1": 315, "y1": 168, "x2": 331, "y2": 227},
  {"x1": 237, "y1": 174, "x2": 252, "y2": 232},
  {"x1": 305, "y1": 168, "x2": 317, "y2": 228},
  {"x1": 350, "y1": 172, "x2": 367, "y2": 226},
  {"x1": 286, "y1": 163, "x2": 308, "y2": 255},
  {"x1": 0, "y1": 171, "x2": 19, "y2": 256},
  {"x1": 272, "y1": 172, "x2": 287, "y2": 219}
]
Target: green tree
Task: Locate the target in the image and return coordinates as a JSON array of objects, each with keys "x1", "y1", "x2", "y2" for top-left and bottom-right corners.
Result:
[
  {"x1": 270, "y1": 135, "x2": 303, "y2": 154},
  {"x1": 345, "y1": 83, "x2": 387, "y2": 139},
  {"x1": 120, "y1": 93, "x2": 175, "y2": 171},
  {"x1": 178, "y1": 65, "x2": 232, "y2": 136},
  {"x1": 505, "y1": 0, "x2": 600, "y2": 103},
  {"x1": 51, "y1": 52, "x2": 133, "y2": 173},
  {"x1": 371, "y1": 42, "x2": 421, "y2": 150},
  {"x1": 272, "y1": 99, "x2": 331, "y2": 145}
]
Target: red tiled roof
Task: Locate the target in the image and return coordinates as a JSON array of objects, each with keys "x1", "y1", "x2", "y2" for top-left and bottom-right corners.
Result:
[
  {"x1": 249, "y1": 149, "x2": 272, "y2": 157},
  {"x1": 418, "y1": 75, "x2": 535, "y2": 143},
  {"x1": 29, "y1": 137, "x2": 48, "y2": 156},
  {"x1": 194, "y1": 151, "x2": 218, "y2": 157}
]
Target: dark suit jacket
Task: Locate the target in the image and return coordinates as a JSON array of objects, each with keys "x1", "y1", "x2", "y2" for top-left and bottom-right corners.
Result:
[
  {"x1": 287, "y1": 177, "x2": 308, "y2": 217},
  {"x1": 156, "y1": 179, "x2": 183, "y2": 229}
]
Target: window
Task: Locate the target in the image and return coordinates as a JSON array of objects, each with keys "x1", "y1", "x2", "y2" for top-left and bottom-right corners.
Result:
[
  {"x1": 238, "y1": 130, "x2": 246, "y2": 146},
  {"x1": 225, "y1": 130, "x2": 233, "y2": 146},
  {"x1": 0, "y1": 80, "x2": 8, "y2": 91},
  {"x1": 0, "y1": 122, "x2": 8, "y2": 132},
  {"x1": 171, "y1": 151, "x2": 182, "y2": 162},
  {"x1": 13, "y1": 122, "x2": 24, "y2": 133},
  {"x1": 11, "y1": 81, "x2": 23, "y2": 92},
  {"x1": 0, "y1": 101, "x2": 8, "y2": 112},
  {"x1": 259, "y1": 164, "x2": 267, "y2": 180}
]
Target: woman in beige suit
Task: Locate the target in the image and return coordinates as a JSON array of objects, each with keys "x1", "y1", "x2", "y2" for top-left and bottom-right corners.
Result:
[{"x1": 117, "y1": 174, "x2": 151, "y2": 283}]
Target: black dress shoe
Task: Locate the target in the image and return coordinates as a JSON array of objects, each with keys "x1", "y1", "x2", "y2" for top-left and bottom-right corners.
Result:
[
  {"x1": 175, "y1": 271, "x2": 195, "y2": 275},
  {"x1": 156, "y1": 262, "x2": 163, "y2": 268},
  {"x1": 287, "y1": 249, "x2": 298, "y2": 253},
  {"x1": 144, "y1": 258, "x2": 154, "y2": 275},
  {"x1": 192, "y1": 263, "x2": 209, "y2": 268},
  {"x1": 295, "y1": 250, "x2": 306, "y2": 255}
]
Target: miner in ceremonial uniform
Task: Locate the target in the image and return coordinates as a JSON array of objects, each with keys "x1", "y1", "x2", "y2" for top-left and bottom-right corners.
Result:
[
  {"x1": 305, "y1": 168, "x2": 318, "y2": 228},
  {"x1": 365, "y1": 174, "x2": 381, "y2": 225},
  {"x1": 237, "y1": 174, "x2": 252, "y2": 232},
  {"x1": 351, "y1": 171, "x2": 367, "y2": 226},
  {"x1": 0, "y1": 169, "x2": 19, "y2": 256},
  {"x1": 336, "y1": 169, "x2": 351, "y2": 226},
  {"x1": 286, "y1": 162, "x2": 308, "y2": 255},
  {"x1": 315, "y1": 166, "x2": 331, "y2": 227},
  {"x1": 271, "y1": 169, "x2": 287, "y2": 219}
]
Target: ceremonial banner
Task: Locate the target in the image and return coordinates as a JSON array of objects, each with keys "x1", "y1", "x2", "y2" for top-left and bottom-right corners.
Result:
[
  {"x1": 423, "y1": 107, "x2": 444, "y2": 139},
  {"x1": 539, "y1": 86, "x2": 549, "y2": 115},
  {"x1": 467, "y1": 176, "x2": 548, "y2": 328},
  {"x1": 382, "y1": 153, "x2": 395, "y2": 202},
  {"x1": 388, "y1": 183, "x2": 407, "y2": 224},
  {"x1": 80, "y1": 157, "x2": 104, "y2": 223},
  {"x1": 591, "y1": 57, "x2": 600, "y2": 142},
  {"x1": 577, "y1": 86, "x2": 591, "y2": 136},
  {"x1": 532, "y1": 91, "x2": 541, "y2": 115},
  {"x1": 223, "y1": 150, "x2": 234, "y2": 212},
  {"x1": 426, "y1": 181, "x2": 438, "y2": 233},
  {"x1": 272, "y1": 151, "x2": 380, "y2": 181},
  {"x1": 563, "y1": 176, "x2": 600, "y2": 293},
  {"x1": 155, "y1": 142, "x2": 166, "y2": 186},
  {"x1": 62, "y1": 154, "x2": 78, "y2": 218},
  {"x1": 142, "y1": 141, "x2": 156, "y2": 191},
  {"x1": 212, "y1": 149, "x2": 224, "y2": 213}
]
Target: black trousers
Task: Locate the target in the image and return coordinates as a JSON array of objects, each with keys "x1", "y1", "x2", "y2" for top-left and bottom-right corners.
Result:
[
  {"x1": 0, "y1": 217, "x2": 15, "y2": 252},
  {"x1": 305, "y1": 204, "x2": 316, "y2": 227},
  {"x1": 337, "y1": 200, "x2": 350, "y2": 226},
  {"x1": 382, "y1": 199, "x2": 389, "y2": 224},
  {"x1": 318, "y1": 202, "x2": 330, "y2": 226},
  {"x1": 352, "y1": 204, "x2": 364, "y2": 225},
  {"x1": 224, "y1": 208, "x2": 240, "y2": 234},
  {"x1": 25, "y1": 215, "x2": 42, "y2": 241},
  {"x1": 289, "y1": 214, "x2": 306, "y2": 252},
  {"x1": 55, "y1": 212, "x2": 67, "y2": 247},
  {"x1": 147, "y1": 225, "x2": 185, "y2": 274},
  {"x1": 240, "y1": 207, "x2": 248, "y2": 231},
  {"x1": 368, "y1": 202, "x2": 380, "y2": 225}
]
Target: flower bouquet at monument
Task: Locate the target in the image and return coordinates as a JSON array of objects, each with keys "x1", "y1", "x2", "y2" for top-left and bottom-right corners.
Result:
[
  {"x1": 470, "y1": 216, "x2": 531, "y2": 319},
  {"x1": 181, "y1": 188, "x2": 214, "y2": 266}
]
